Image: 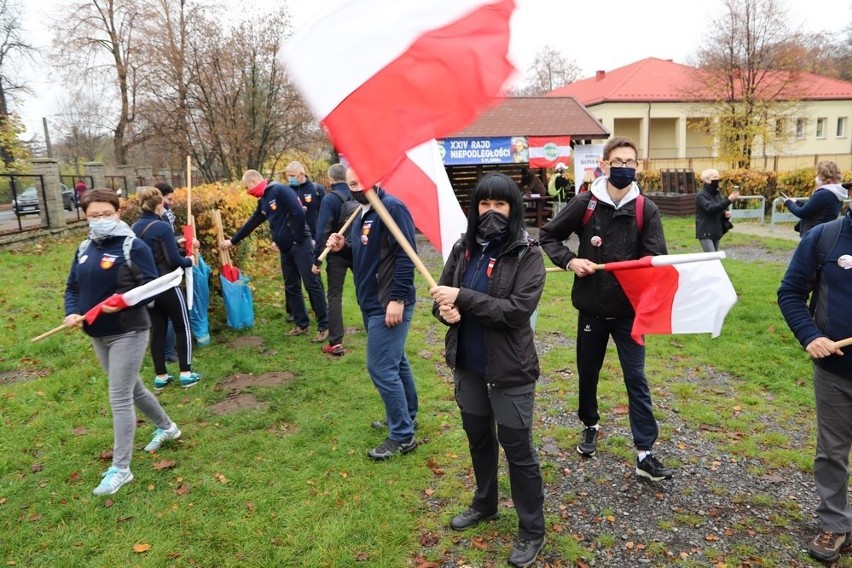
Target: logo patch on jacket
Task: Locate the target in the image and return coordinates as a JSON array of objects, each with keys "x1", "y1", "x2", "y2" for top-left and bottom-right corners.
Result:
[
  {"x1": 486, "y1": 257, "x2": 496, "y2": 278},
  {"x1": 100, "y1": 253, "x2": 118, "y2": 269},
  {"x1": 304, "y1": 194, "x2": 312, "y2": 203},
  {"x1": 270, "y1": 199, "x2": 277, "y2": 211},
  {"x1": 361, "y1": 219, "x2": 373, "y2": 245}
]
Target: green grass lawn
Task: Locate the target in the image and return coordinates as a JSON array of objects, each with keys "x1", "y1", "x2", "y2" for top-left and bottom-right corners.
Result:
[{"x1": 0, "y1": 216, "x2": 814, "y2": 566}]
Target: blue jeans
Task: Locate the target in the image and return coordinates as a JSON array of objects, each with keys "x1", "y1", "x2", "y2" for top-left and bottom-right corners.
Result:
[
  {"x1": 280, "y1": 240, "x2": 328, "y2": 330},
  {"x1": 576, "y1": 311, "x2": 658, "y2": 450},
  {"x1": 365, "y1": 305, "x2": 418, "y2": 441}
]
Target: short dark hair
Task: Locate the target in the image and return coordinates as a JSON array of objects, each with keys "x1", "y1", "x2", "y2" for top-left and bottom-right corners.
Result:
[
  {"x1": 464, "y1": 172, "x2": 524, "y2": 251},
  {"x1": 602, "y1": 137, "x2": 638, "y2": 160},
  {"x1": 154, "y1": 182, "x2": 174, "y2": 196},
  {"x1": 80, "y1": 188, "x2": 120, "y2": 212}
]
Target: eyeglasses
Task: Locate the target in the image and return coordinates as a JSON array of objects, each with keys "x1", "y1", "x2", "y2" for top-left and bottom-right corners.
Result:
[
  {"x1": 86, "y1": 211, "x2": 117, "y2": 220},
  {"x1": 347, "y1": 182, "x2": 360, "y2": 189},
  {"x1": 607, "y1": 159, "x2": 639, "y2": 168}
]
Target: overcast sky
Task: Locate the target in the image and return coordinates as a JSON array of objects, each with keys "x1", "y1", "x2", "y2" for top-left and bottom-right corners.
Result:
[{"x1": 14, "y1": 0, "x2": 852, "y2": 140}]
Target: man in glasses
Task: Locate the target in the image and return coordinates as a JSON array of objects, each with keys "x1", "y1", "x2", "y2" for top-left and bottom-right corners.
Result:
[{"x1": 539, "y1": 137, "x2": 673, "y2": 481}]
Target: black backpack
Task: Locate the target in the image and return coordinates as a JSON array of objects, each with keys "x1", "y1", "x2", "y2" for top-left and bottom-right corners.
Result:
[
  {"x1": 332, "y1": 189, "x2": 361, "y2": 243},
  {"x1": 808, "y1": 217, "x2": 843, "y2": 315}
]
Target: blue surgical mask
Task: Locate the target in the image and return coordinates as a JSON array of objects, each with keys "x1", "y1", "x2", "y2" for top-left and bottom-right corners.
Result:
[
  {"x1": 88, "y1": 217, "x2": 119, "y2": 239},
  {"x1": 288, "y1": 177, "x2": 299, "y2": 187},
  {"x1": 608, "y1": 167, "x2": 636, "y2": 190}
]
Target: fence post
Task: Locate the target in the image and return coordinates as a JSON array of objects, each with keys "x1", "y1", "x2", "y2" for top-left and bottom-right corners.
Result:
[
  {"x1": 31, "y1": 158, "x2": 67, "y2": 229},
  {"x1": 116, "y1": 165, "x2": 137, "y2": 195},
  {"x1": 137, "y1": 167, "x2": 153, "y2": 186},
  {"x1": 84, "y1": 162, "x2": 107, "y2": 190}
]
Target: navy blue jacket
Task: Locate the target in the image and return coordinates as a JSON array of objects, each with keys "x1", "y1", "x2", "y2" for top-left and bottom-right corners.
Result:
[
  {"x1": 132, "y1": 211, "x2": 192, "y2": 275},
  {"x1": 231, "y1": 181, "x2": 309, "y2": 252},
  {"x1": 64, "y1": 226, "x2": 160, "y2": 337},
  {"x1": 785, "y1": 184, "x2": 846, "y2": 237},
  {"x1": 778, "y1": 213, "x2": 852, "y2": 376},
  {"x1": 349, "y1": 189, "x2": 416, "y2": 317},
  {"x1": 313, "y1": 182, "x2": 353, "y2": 262},
  {"x1": 292, "y1": 179, "x2": 325, "y2": 241}
]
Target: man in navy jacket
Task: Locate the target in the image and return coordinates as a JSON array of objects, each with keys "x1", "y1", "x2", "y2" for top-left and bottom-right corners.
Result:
[
  {"x1": 285, "y1": 160, "x2": 325, "y2": 241},
  {"x1": 222, "y1": 169, "x2": 328, "y2": 340},
  {"x1": 326, "y1": 167, "x2": 419, "y2": 460}
]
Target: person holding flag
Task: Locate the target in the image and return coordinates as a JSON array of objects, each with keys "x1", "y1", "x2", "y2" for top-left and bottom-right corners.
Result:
[
  {"x1": 325, "y1": 167, "x2": 419, "y2": 460},
  {"x1": 430, "y1": 172, "x2": 547, "y2": 568},
  {"x1": 63, "y1": 189, "x2": 183, "y2": 496},
  {"x1": 539, "y1": 137, "x2": 674, "y2": 481}
]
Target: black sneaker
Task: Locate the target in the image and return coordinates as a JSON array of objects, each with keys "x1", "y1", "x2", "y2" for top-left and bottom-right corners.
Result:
[
  {"x1": 577, "y1": 426, "x2": 599, "y2": 456},
  {"x1": 367, "y1": 436, "x2": 417, "y2": 460},
  {"x1": 370, "y1": 419, "x2": 419, "y2": 431},
  {"x1": 449, "y1": 507, "x2": 499, "y2": 531},
  {"x1": 635, "y1": 454, "x2": 674, "y2": 481},
  {"x1": 508, "y1": 535, "x2": 545, "y2": 567},
  {"x1": 808, "y1": 530, "x2": 852, "y2": 563}
]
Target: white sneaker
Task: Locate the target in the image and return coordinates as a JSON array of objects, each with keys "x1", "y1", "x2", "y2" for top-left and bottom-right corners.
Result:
[
  {"x1": 92, "y1": 466, "x2": 133, "y2": 496},
  {"x1": 144, "y1": 422, "x2": 182, "y2": 453}
]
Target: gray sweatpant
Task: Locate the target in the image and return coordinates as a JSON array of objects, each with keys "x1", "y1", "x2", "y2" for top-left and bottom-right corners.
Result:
[
  {"x1": 813, "y1": 364, "x2": 852, "y2": 533},
  {"x1": 91, "y1": 330, "x2": 172, "y2": 470}
]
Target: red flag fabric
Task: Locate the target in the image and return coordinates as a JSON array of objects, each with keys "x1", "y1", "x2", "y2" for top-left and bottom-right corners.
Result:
[
  {"x1": 183, "y1": 225, "x2": 194, "y2": 256},
  {"x1": 280, "y1": 0, "x2": 516, "y2": 188},
  {"x1": 528, "y1": 136, "x2": 571, "y2": 169},
  {"x1": 381, "y1": 140, "x2": 467, "y2": 260},
  {"x1": 608, "y1": 258, "x2": 738, "y2": 345}
]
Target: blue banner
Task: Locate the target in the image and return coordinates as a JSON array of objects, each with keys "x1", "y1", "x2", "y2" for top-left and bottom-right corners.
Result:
[{"x1": 438, "y1": 137, "x2": 522, "y2": 165}]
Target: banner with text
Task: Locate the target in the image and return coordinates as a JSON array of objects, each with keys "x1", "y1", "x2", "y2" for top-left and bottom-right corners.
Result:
[
  {"x1": 572, "y1": 144, "x2": 605, "y2": 194},
  {"x1": 438, "y1": 137, "x2": 527, "y2": 165}
]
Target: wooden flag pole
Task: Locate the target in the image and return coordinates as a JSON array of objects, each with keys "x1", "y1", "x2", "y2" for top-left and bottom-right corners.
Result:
[
  {"x1": 31, "y1": 316, "x2": 84, "y2": 343},
  {"x1": 363, "y1": 188, "x2": 437, "y2": 289},
  {"x1": 833, "y1": 337, "x2": 852, "y2": 349},
  {"x1": 317, "y1": 207, "x2": 361, "y2": 263}
]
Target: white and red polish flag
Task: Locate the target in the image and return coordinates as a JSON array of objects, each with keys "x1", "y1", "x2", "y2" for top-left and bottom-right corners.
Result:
[
  {"x1": 280, "y1": 0, "x2": 516, "y2": 189},
  {"x1": 381, "y1": 140, "x2": 467, "y2": 260},
  {"x1": 84, "y1": 268, "x2": 183, "y2": 325},
  {"x1": 528, "y1": 136, "x2": 572, "y2": 169},
  {"x1": 600, "y1": 252, "x2": 738, "y2": 345}
]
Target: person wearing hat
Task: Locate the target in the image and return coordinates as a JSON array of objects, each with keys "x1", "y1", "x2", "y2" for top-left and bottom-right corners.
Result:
[{"x1": 548, "y1": 162, "x2": 569, "y2": 202}]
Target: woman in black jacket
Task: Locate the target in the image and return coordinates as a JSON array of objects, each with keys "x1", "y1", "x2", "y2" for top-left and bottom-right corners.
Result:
[
  {"x1": 430, "y1": 172, "x2": 546, "y2": 568},
  {"x1": 695, "y1": 169, "x2": 740, "y2": 252}
]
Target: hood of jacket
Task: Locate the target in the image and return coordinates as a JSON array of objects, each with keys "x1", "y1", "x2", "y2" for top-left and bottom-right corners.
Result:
[
  {"x1": 590, "y1": 175, "x2": 641, "y2": 208},
  {"x1": 817, "y1": 183, "x2": 848, "y2": 202},
  {"x1": 89, "y1": 219, "x2": 136, "y2": 242}
]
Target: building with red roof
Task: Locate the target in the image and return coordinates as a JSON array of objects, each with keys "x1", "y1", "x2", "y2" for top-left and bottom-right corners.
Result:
[{"x1": 548, "y1": 58, "x2": 852, "y2": 169}]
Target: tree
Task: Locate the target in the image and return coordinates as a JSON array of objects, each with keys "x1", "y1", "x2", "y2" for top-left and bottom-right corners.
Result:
[
  {"x1": 52, "y1": 92, "x2": 111, "y2": 171},
  {"x1": 54, "y1": 0, "x2": 144, "y2": 165},
  {"x1": 0, "y1": 0, "x2": 36, "y2": 170},
  {"x1": 688, "y1": 0, "x2": 812, "y2": 168},
  {"x1": 513, "y1": 45, "x2": 581, "y2": 96}
]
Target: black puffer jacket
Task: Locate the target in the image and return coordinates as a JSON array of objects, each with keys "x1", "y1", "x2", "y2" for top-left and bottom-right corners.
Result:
[
  {"x1": 695, "y1": 184, "x2": 732, "y2": 240},
  {"x1": 539, "y1": 182, "x2": 667, "y2": 319},
  {"x1": 432, "y1": 232, "x2": 545, "y2": 387}
]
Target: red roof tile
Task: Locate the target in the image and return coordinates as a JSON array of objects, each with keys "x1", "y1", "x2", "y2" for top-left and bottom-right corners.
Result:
[
  {"x1": 450, "y1": 96, "x2": 609, "y2": 138},
  {"x1": 547, "y1": 57, "x2": 852, "y2": 104}
]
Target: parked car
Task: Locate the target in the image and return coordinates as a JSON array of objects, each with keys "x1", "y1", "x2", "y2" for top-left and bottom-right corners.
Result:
[{"x1": 12, "y1": 185, "x2": 74, "y2": 216}]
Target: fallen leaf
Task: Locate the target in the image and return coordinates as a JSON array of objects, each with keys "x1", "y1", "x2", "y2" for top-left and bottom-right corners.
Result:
[
  {"x1": 0, "y1": 498, "x2": 6, "y2": 505},
  {"x1": 176, "y1": 484, "x2": 190, "y2": 496},
  {"x1": 612, "y1": 404, "x2": 629, "y2": 415},
  {"x1": 424, "y1": 488, "x2": 435, "y2": 496},
  {"x1": 104, "y1": 499, "x2": 114, "y2": 508},
  {"x1": 340, "y1": 472, "x2": 348, "y2": 478},
  {"x1": 30, "y1": 464, "x2": 43, "y2": 473},
  {"x1": 606, "y1": 515, "x2": 615, "y2": 523},
  {"x1": 71, "y1": 427, "x2": 87, "y2": 436},
  {"x1": 246, "y1": 501, "x2": 256, "y2": 511},
  {"x1": 705, "y1": 534, "x2": 721, "y2": 541},
  {"x1": 166, "y1": 553, "x2": 181, "y2": 559},
  {"x1": 732, "y1": 405, "x2": 742, "y2": 411},
  {"x1": 97, "y1": 450, "x2": 113, "y2": 461},
  {"x1": 117, "y1": 515, "x2": 133, "y2": 523},
  {"x1": 152, "y1": 459, "x2": 176, "y2": 471},
  {"x1": 551, "y1": 523, "x2": 563, "y2": 533},
  {"x1": 471, "y1": 537, "x2": 488, "y2": 550},
  {"x1": 214, "y1": 473, "x2": 228, "y2": 484},
  {"x1": 67, "y1": 471, "x2": 82, "y2": 483},
  {"x1": 132, "y1": 543, "x2": 151, "y2": 553},
  {"x1": 28, "y1": 514, "x2": 41, "y2": 522},
  {"x1": 419, "y1": 532, "x2": 439, "y2": 547},
  {"x1": 354, "y1": 551, "x2": 368, "y2": 561}
]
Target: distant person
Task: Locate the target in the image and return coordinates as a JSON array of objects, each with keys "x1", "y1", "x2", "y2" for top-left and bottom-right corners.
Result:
[
  {"x1": 154, "y1": 181, "x2": 178, "y2": 362},
  {"x1": 285, "y1": 161, "x2": 325, "y2": 242},
  {"x1": 64, "y1": 189, "x2": 182, "y2": 496},
  {"x1": 539, "y1": 136, "x2": 674, "y2": 481},
  {"x1": 511, "y1": 137, "x2": 528, "y2": 163},
  {"x1": 778, "y1": 209, "x2": 852, "y2": 563},
  {"x1": 520, "y1": 167, "x2": 546, "y2": 197},
  {"x1": 312, "y1": 163, "x2": 356, "y2": 356},
  {"x1": 221, "y1": 169, "x2": 329, "y2": 341},
  {"x1": 695, "y1": 169, "x2": 740, "y2": 252},
  {"x1": 74, "y1": 179, "x2": 87, "y2": 207},
  {"x1": 547, "y1": 162, "x2": 570, "y2": 202},
  {"x1": 784, "y1": 161, "x2": 848, "y2": 238},
  {"x1": 325, "y1": 167, "x2": 419, "y2": 460},
  {"x1": 431, "y1": 172, "x2": 547, "y2": 568}
]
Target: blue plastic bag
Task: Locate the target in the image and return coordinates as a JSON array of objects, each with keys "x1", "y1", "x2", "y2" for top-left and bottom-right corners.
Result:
[
  {"x1": 220, "y1": 272, "x2": 254, "y2": 329},
  {"x1": 189, "y1": 254, "x2": 211, "y2": 345}
]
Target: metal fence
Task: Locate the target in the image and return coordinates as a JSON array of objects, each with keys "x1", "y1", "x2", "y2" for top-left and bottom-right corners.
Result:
[{"x1": 729, "y1": 195, "x2": 765, "y2": 223}]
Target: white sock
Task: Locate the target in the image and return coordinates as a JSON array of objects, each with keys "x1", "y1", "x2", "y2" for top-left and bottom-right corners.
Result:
[
  {"x1": 588, "y1": 424, "x2": 600, "y2": 430},
  {"x1": 638, "y1": 451, "x2": 650, "y2": 462},
  {"x1": 180, "y1": 371, "x2": 191, "y2": 377}
]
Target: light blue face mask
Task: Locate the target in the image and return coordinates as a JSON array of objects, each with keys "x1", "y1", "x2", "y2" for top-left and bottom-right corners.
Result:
[
  {"x1": 288, "y1": 177, "x2": 299, "y2": 187},
  {"x1": 89, "y1": 217, "x2": 119, "y2": 239}
]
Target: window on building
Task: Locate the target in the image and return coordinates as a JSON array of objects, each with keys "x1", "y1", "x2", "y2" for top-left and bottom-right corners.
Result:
[
  {"x1": 816, "y1": 117, "x2": 826, "y2": 139},
  {"x1": 837, "y1": 117, "x2": 848, "y2": 138},
  {"x1": 795, "y1": 118, "x2": 805, "y2": 139},
  {"x1": 775, "y1": 119, "x2": 784, "y2": 137}
]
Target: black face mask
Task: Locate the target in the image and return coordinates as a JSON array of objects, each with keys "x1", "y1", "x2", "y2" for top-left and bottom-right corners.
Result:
[
  {"x1": 707, "y1": 180, "x2": 719, "y2": 191},
  {"x1": 351, "y1": 191, "x2": 369, "y2": 205},
  {"x1": 476, "y1": 209, "x2": 510, "y2": 242},
  {"x1": 608, "y1": 167, "x2": 636, "y2": 190}
]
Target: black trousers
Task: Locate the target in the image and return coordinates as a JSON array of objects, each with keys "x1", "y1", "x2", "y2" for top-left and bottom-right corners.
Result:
[
  {"x1": 325, "y1": 252, "x2": 353, "y2": 345},
  {"x1": 454, "y1": 368, "x2": 545, "y2": 539},
  {"x1": 150, "y1": 286, "x2": 192, "y2": 375}
]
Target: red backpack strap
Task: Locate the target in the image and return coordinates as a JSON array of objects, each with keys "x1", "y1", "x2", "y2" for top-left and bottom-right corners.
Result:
[
  {"x1": 635, "y1": 194, "x2": 645, "y2": 233},
  {"x1": 581, "y1": 195, "x2": 598, "y2": 225}
]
